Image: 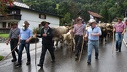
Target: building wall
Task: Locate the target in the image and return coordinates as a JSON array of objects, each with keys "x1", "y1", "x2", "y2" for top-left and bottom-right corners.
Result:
[{"x1": 18, "y1": 9, "x2": 60, "y2": 30}]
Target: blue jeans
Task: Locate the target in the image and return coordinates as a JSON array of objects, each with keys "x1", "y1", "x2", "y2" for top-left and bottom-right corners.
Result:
[
  {"x1": 18, "y1": 40, "x2": 30, "y2": 63},
  {"x1": 115, "y1": 32, "x2": 123, "y2": 51},
  {"x1": 87, "y1": 40, "x2": 99, "y2": 62}
]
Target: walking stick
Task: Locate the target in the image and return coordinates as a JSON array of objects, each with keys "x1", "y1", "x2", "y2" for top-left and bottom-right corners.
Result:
[
  {"x1": 78, "y1": 37, "x2": 85, "y2": 62},
  {"x1": 0, "y1": 44, "x2": 19, "y2": 62},
  {"x1": 34, "y1": 34, "x2": 37, "y2": 72},
  {"x1": 112, "y1": 31, "x2": 115, "y2": 55},
  {"x1": 70, "y1": 19, "x2": 74, "y2": 54}
]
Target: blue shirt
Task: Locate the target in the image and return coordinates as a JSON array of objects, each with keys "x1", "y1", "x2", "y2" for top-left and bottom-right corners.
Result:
[
  {"x1": 19, "y1": 28, "x2": 33, "y2": 40},
  {"x1": 87, "y1": 26, "x2": 102, "y2": 40}
]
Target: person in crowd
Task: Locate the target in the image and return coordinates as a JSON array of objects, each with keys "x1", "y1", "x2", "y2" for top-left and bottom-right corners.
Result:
[
  {"x1": 37, "y1": 21, "x2": 55, "y2": 68},
  {"x1": 6, "y1": 22, "x2": 20, "y2": 62},
  {"x1": 15, "y1": 21, "x2": 33, "y2": 67},
  {"x1": 113, "y1": 18, "x2": 126, "y2": 52},
  {"x1": 72, "y1": 17, "x2": 86, "y2": 61},
  {"x1": 123, "y1": 19, "x2": 127, "y2": 30},
  {"x1": 85, "y1": 19, "x2": 102, "y2": 65}
]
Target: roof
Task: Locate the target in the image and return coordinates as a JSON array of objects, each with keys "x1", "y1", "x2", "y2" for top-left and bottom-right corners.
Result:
[
  {"x1": 88, "y1": 11, "x2": 103, "y2": 18},
  {"x1": 13, "y1": 2, "x2": 29, "y2": 9},
  {"x1": 9, "y1": 1, "x2": 62, "y2": 18}
]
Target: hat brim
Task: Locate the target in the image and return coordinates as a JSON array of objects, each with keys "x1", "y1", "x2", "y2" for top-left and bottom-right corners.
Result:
[
  {"x1": 41, "y1": 22, "x2": 50, "y2": 26},
  {"x1": 47, "y1": 22, "x2": 50, "y2": 24}
]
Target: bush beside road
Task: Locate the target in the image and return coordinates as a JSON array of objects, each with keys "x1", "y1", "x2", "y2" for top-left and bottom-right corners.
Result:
[{"x1": 0, "y1": 34, "x2": 9, "y2": 38}]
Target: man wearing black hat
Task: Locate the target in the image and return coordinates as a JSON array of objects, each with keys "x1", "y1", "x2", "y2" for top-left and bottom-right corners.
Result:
[
  {"x1": 37, "y1": 21, "x2": 55, "y2": 68},
  {"x1": 6, "y1": 22, "x2": 20, "y2": 62}
]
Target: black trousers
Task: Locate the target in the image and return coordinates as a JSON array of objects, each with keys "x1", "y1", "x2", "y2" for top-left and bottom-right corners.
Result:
[
  {"x1": 74, "y1": 35, "x2": 83, "y2": 57},
  {"x1": 39, "y1": 44, "x2": 55, "y2": 65},
  {"x1": 10, "y1": 38, "x2": 19, "y2": 60}
]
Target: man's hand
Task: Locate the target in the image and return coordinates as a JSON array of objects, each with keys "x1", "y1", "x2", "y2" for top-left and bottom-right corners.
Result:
[
  {"x1": 91, "y1": 33, "x2": 100, "y2": 36},
  {"x1": 5, "y1": 41, "x2": 9, "y2": 45},
  {"x1": 84, "y1": 36, "x2": 87, "y2": 41},
  {"x1": 26, "y1": 39, "x2": 30, "y2": 43},
  {"x1": 17, "y1": 42, "x2": 20, "y2": 45},
  {"x1": 122, "y1": 32, "x2": 124, "y2": 35},
  {"x1": 113, "y1": 28, "x2": 115, "y2": 32},
  {"x1": 91, "y1": 33, "x2": 96, "y2": 36},
  {"x1": 70, "y1": 30, "x2": 73, "y2": 34},
  {"x1": 43, "y1": 34, "x2": 47, "y2": 37},
  {"x1": 84, "y1": 34, "x2": 88, "y2": 41}
]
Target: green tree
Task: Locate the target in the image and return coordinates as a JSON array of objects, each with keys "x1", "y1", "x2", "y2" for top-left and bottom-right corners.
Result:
[{"x1": 16, "y1": 0, "x2": 127, "y2": 23}]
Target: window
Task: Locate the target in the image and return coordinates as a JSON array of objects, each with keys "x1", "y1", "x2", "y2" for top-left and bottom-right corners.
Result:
[
  {"x1": 2, "y1": 22, "x2": 6, "y2": 28},
  {"x1": 39, "y1": 14, "x2": 46, "y2": 19},
  {"x1": 11, "y1": 11, "x2": 17, "y2": 14},
  {"x1": 8, "y1": 23, "x2": 11, "y2": 28},
  {"x1": 7, "y1": 10, "x2": 20, "y2": 15}
]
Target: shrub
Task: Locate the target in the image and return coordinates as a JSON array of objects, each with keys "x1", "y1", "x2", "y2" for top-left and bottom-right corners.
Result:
[
  {"x1": 0, "y1": 56, "x2": 4, "y2": 61},
  {"x1": 33, "y1": 27, "x2": 42, "y2": 34},
  {"x1": 29, "y1": 37, "x2": 39, "y2": 44},
  {"x1": 0, "y1": 34, "x2": 9, "y2": 38}
]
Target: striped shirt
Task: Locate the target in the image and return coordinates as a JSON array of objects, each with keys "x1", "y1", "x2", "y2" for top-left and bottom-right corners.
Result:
[
  {"x1": 9, "y1": 28, "x2": 20, "y2": 39},
  {"x1": 114, "y1": 22, "x2": 126, "y2": 32},
  {"x1": 73, "y1": 24, "x2": 85, "y2": 35}
]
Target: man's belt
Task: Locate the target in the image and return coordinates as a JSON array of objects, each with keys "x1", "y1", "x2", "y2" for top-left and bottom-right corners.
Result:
[
  {"x1": 11, "y1": 38, "x2": 18, "y2": 39},
  {"x1": 20, "y1": 40, "x2": 26, "y2": 41},
  {"x1": 116, "y1": 32, "x2": 122, "y2": 33},
  {"x1": 75, "y1": 35, "x2": 83, "y2": 36},
  {"x1": 89, "y1": 40, "x2": 98, "y2": 41}
]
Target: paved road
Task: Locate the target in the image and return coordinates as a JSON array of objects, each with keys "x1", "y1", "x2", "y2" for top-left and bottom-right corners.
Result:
[{"x1": 0, "y1": 34, "x2": 127, "y2": 72}]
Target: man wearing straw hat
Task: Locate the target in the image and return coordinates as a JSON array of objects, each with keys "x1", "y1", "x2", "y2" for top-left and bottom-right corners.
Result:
[
  {"x1": 113, "y1": 18, "x2": 126, "y2": 52},
  {"x1": 85, "y1": 19, "x2": 101, "y2": 65},
  {"x1": 37, "y1": 21, "x2": 55, "y2": 68},
  {"x1": 72, "y1": 17, "x2": 86, "y2": 61},
  {"x1": 6, "y1": 22, "x2": 20, "y2": 62},
  {"x1": 15, "y1": 21, "x2": 33, "y2": 67}
]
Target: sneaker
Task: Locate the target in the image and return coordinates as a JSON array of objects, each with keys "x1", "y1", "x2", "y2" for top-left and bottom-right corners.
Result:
[
  {"x1": 26, "y1": 61, "x2": 31, "y2": 65},
  {"x1": 116, "y1": 49, "x2": 118, "y2": 51},
  {"x1": 51, "y1": 60, "x2": 55, "y2": 63},
  {"x1": 75, "y1": 56, "x2": 79, "y2": 61},
  {"x1": 37, "y1": 64, "x2": 43, "y2": 68},
  {"x1": 95, "y1": 56, "x2": 98, "y2": 60},
  {"x1": 116, "y1": 49, "x2": 119, "y2": 52},
  {"x1": 87, "y1": 62, "x2": 91, "y2": 65},
  {"x1": 15, "y1": 63, "x2": 21, "y2": 67},
  {"x1": 11, "y1": 59, "x2": 17, "y2": 62}
]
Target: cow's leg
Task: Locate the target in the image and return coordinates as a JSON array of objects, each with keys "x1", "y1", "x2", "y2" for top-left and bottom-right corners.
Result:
[
  {"x1": 55, "y1": 40, "x2": 59, "y2": 47},
  {"x1": 60, "y1": 39, "x2": 64, "y2": 48}
]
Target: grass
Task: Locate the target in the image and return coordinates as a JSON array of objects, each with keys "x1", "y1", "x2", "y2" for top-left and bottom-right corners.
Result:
[
  {"x1": 0, "y1": 34, "x2": 9, "y2": 38},
  {"x1": 0, "y1": 56, "x2": 4, "y2": 61}
]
